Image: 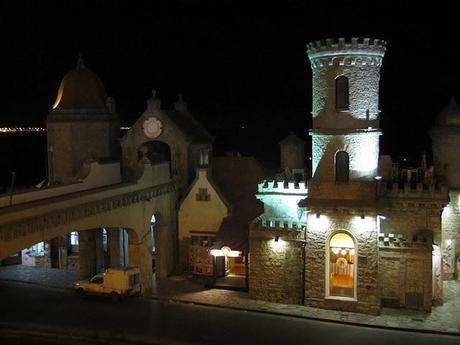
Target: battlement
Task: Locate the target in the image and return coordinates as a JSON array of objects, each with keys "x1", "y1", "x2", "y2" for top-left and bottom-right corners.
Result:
[
  {"x1": 252, "y1": 215, "x2": 304, "y2": 232},
  {"x1": 307, "y1": 37, "x2": 386, "y2": 69},
  {"x1": 307, "y1": 37, "x2": 386, "y2": 56},
  {"x1": 379, "y1": 181, "x2": 449, "y2": 200},
  {"x1": 257, "y1": 179, "x2": 308, "y2": 195}
]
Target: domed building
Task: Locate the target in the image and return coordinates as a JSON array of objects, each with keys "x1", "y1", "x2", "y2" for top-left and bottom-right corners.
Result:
[
  {"x1": 431, "y1": 97, "x2": 460, "y2": 280},
  {"x1": 46, "y1": 55, "x2": 119, "y2": 184}
]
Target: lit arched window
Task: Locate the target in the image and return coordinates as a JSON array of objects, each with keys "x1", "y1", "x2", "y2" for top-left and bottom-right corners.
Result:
[
  {"x1": 335, "y1": 76, "x2": 349, "y2": 110},
  {"x1": 336, "y1": 151, "x2": 349, "y2": 182},
  {"x1": 328, "y1": 232, "x2": 356, "y2": 298}
]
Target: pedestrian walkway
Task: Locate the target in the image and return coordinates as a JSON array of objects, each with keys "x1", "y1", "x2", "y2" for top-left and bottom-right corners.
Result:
[
  {"x1": 1, "y1": 265, "x2": 459, "y2": 335},
  {"x1": 153, "y1": 275, "x2": 460, "y2": 335},
  {"x1": 0, "y1": 265, "x2": 79, "y2": 289}
]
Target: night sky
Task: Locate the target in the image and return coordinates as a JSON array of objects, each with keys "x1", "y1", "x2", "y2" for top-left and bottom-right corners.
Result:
[{"x1": 1, "y1": 1, "x2": 459, "y2": 167}]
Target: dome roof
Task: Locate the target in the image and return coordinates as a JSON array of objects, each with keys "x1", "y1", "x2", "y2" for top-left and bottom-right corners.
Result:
[
  {"x1": 52, "y1": 56, "x2": 108, "y2": 111},
  {"x1": 435, "y1": 97, "x2": 460, "y2": 127}
]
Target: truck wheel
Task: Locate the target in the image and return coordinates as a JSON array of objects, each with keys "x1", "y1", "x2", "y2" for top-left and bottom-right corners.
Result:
[
  {"x1": 77, "y1": 288, "x2": 86, "y2": 298},
  {"x1": 110, "y1": 292, "x2": 119, "y2": 302}
]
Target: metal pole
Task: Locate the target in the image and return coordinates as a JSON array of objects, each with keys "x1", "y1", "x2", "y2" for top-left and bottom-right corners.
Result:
[
  {"x1": 9, "y1": 171, "x2": 16, "y2": 206},
  {"x1": 244, "y1": 252, "x2": 249, "y2": 291},
  {"x1": 301, "y1": 225, "x2": 307, "y2": 306},
  {"x1": 213, "y1": 255, "x2": 217, "y2": 287}
]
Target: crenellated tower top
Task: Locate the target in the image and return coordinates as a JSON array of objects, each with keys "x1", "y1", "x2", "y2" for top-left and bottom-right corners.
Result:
[{"x1": 307, "y1": 37, "x2": 386, "y2": 69}]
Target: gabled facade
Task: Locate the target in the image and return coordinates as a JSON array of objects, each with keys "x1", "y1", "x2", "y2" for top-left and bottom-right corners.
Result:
[
  {"x1": 178, "y1": 168, "x2": 229, "y2": 275},
  {"x1": 121, "y1": 91, "x2": 213, "y2": 196}
]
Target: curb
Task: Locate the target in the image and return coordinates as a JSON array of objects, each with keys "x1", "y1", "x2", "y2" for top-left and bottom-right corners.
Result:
[{"x1": 150, "y1": 294, "x2": 460, "y2": 338}]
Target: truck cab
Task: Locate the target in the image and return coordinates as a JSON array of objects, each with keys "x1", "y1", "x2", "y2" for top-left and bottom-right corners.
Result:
[{"x1": 74, "y1": 267, "x2": 141, "y2": 301}]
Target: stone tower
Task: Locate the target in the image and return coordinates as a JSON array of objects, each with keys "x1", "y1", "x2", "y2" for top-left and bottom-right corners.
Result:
[
  {"x1": 307, "y1": 38, "x2": 385, "y2": 188},
  {"x1": 46, "y1": 56, "x2": 119, "y2": 184},
  {"x1": 303, "y1": 37, "x2": 386, "y2": 314},
  {"x1": 279, "y1": 131, "x2": 305, "y2": 172},
  {"x1": 430, "y1": 97, "x2": 460, "y2": 279}
]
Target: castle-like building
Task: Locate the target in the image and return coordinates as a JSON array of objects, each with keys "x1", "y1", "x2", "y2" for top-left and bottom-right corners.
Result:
[{"x1": 249, "y1": 38, "x2": 458, "y2": 314}]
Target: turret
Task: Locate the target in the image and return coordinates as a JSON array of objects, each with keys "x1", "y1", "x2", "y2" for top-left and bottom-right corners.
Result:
[{"x1": 307, "y1": 37, "x2": 386, "y2": 182}]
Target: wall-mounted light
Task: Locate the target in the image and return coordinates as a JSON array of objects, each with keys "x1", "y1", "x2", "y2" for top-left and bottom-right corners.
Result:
[{"x1": 374, "y1": 176, "x2": 382, "y2": 180}]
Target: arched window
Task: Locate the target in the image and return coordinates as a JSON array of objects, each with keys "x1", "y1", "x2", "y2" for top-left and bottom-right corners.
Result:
[
  {"x1": 336, "y1": 151, "x2": 349, "y2": 182},
  {"x1": 335, "y1": 76, "x2": 349, "y2": 110},
  {"x1": 328, "y1": 232, "x2": 356, "y2": 298}
]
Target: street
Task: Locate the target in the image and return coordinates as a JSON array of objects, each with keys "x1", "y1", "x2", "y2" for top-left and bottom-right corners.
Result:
[{"x1": 0, "y1": 280, "x2": 458, "y2": 345}]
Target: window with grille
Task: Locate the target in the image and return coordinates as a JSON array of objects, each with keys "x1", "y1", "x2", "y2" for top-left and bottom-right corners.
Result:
[{"x1": 196, "y1": 187, "x2": 210, "y2": 201}]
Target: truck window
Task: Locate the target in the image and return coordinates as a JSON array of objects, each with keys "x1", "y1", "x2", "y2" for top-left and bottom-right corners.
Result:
[{"x1": 91, "y1": 276, "x2": 103, "y2": 284}]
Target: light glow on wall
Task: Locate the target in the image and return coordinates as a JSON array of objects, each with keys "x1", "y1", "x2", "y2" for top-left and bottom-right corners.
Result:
[
  {"x1": 270, "y1": 237, "x2": 285, "y2": 251},
  {"x1": 351, "y1": 216, "x2": 375, "y2": 233},
  {"x1": 308, "y1": 213, "x2": 331, "y2": 232},
  {"x1": 352, "y1": 143, "x2": 378, "y2": 175},
  {"x1": 443, "y1": 205, "x2": 452, "y2": 217},
  {"x1": 210, "y1": 249, "x2": 224, "y2": 256},
  {"x1": 52, "y1": 83, "x2": 64, "y2": 109},
  {"x1": 210, "y1": 248, "x2": 241, "y2": 257},
  {"x1": 330, "y1": 232, "x2": 354, "y2": 248}
]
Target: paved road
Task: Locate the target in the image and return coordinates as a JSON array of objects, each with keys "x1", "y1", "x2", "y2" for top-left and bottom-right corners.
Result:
[{"x1": 0, "y1": 281, "x2": 459, "y2": 345}]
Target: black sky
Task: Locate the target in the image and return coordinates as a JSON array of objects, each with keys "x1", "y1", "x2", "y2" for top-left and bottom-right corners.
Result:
[{"x1": 1, "y1": 0, "x2": 459, "y2": 163}]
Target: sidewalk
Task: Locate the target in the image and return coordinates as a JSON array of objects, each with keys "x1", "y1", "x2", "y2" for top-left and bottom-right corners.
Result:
[
  {"x1": 1, "y1": 265, "x2": 459, "y2": 335},
  {"x1": 152, "y1": 275, "x2": 460, "y2": 335}
]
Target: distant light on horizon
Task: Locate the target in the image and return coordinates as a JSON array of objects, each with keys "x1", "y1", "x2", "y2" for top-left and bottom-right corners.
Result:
[
  {"x1": 0, "y1": 127, "x2": 47, "y2": 133},
  {"x1": 0, "y1": 126, "x2": 131, "y2": 133}
]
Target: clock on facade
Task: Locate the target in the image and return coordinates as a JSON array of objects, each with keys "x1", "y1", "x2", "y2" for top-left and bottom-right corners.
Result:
[{"x1": 143, "y1": 117, "x2": 163, "y2": 138}]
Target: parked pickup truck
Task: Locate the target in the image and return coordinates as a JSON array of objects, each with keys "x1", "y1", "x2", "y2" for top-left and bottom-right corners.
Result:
[{"x1": 74, "y1": 267, "x2": 141, "y2": 301}]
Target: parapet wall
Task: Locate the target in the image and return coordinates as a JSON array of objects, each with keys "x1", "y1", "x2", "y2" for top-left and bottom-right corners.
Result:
[
  {"x1": 257, "y1": 179, "x2": 307, "y2": 194},
  {"x1": 307, "y1": 37, "x2": 386, "y2": 68},
  {"x1": 379, "y1": 182, "x2": 449, "y2": 200}
]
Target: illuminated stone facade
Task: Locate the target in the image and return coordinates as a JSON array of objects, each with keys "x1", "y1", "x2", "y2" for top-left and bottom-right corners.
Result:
[
  {"x1": 250, "y1": 37, "x2": 449, "y2": 314},
  {"x1": 431, "y1": 98, "x2": 460, "y2": 280}
]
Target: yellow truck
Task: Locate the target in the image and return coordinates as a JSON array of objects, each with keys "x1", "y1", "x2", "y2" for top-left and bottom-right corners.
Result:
[{"x1": 74, "y1": 267, "x2": 141, "y2": 301}]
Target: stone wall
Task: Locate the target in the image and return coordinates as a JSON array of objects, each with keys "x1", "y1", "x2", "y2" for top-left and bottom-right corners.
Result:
[
  {"x1": 431, "y1": 130, "x2": 460, "y2": 189},
  {"x1": 47, "y1": 120, "x2": 118, "y2": 184},
  {"x1": 377, "y1": 202, "x2": 443, "y2": 310},
  {"x1": 310, "y1": 131, "x2": 381, "y2": 181},
  {"x1": 249, "y1": 226, "x2": 304, "y2": 305},
  {"x1": 442, "y1": 190, "x2": 460, "y2": 278},
  {"x1": 307, "y1": 179, "x2": 376, "y2": 201},
  {"x1": 307, "y1": 38, "x2": 385, "y2": 128},
  {"x1": 304, "y1": 211, "x2": 380, "y2": 315},
  {"x1": 311, "y1": 65, "x2": 382, "y2": 126},
  {"x1": 379, "y1": 247, "x2": 432, "y2": 311}
]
